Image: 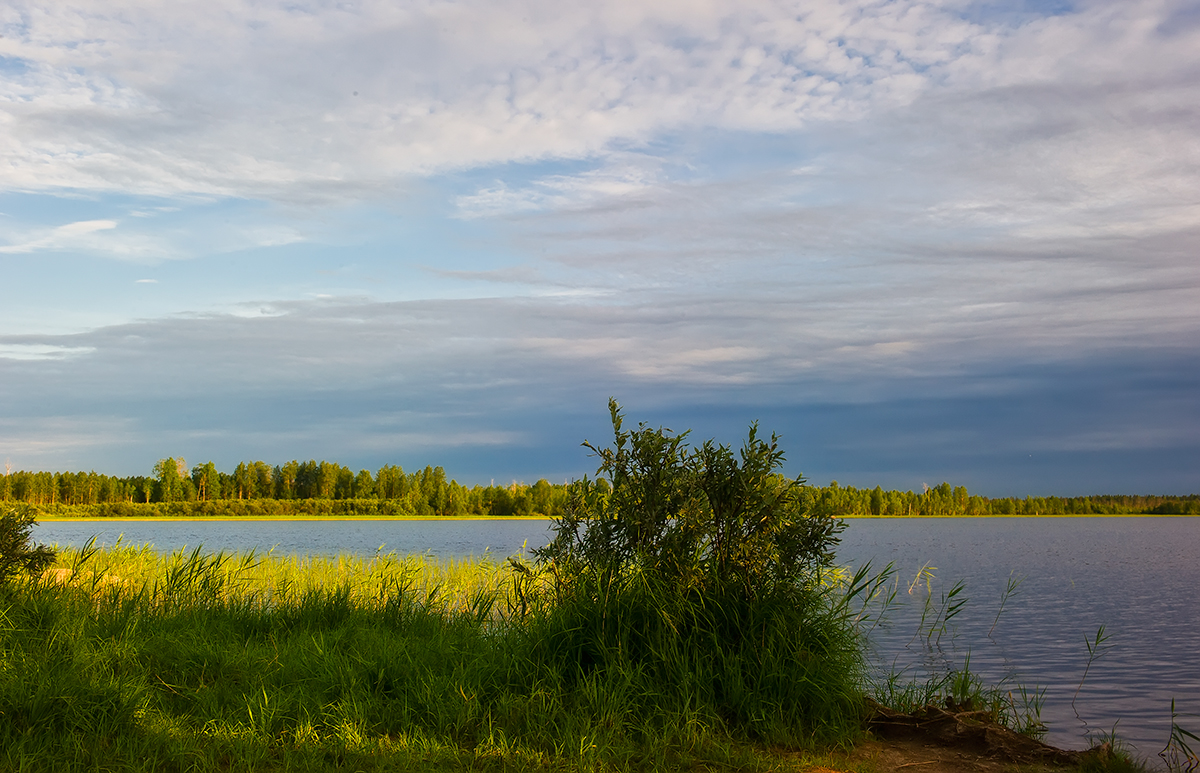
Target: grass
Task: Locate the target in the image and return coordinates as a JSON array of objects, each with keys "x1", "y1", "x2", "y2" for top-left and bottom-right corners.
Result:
[
  {"x1": 9, "y1": 399, "x2": 1175, "y2": 773},
  {"x1": 36, "y1": 514, "x2": 552, "y2": 521},
  {"x1": 6, "y1": 543, "x2": 1182, "y2": 773},
  {"x1": 0, "y1": 545, "x2": 877, "y2": 772}
]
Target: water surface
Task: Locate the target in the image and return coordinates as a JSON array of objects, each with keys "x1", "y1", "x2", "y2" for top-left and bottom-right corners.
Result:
[{"x1": 836, "y1": 517, "x2": 1199, "y2": 760}]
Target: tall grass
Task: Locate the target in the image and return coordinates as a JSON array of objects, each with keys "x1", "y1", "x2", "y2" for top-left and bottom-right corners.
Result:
[
  {"x1": 2, "y1": 547, "x2": 520, "y2": 771},
  {"x1": 0, "y1": 404, "x2": 897, "y2": 771},
  {"x1": 0, "y1": 543, "x2": 871, "y2": 772}
]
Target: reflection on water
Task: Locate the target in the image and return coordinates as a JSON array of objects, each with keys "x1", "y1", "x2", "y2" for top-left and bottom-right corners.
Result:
[{"x1": 33, "y1": 515, "x2": 1200, "y2": 759}]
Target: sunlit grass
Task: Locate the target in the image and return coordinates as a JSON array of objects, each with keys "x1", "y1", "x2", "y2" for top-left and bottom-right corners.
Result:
[{"x1": 2, "y1": 546, "x2": 873, "y2": 772}]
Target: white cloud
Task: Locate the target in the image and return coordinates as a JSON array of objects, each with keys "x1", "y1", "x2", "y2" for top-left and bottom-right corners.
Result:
[
  {"x1": 0, "y1": 216, "x2": 182, "y2": 261},
  {"x1": 0, "y1": 219, "x2": 116, "y2": 253},
  {"x1": 455, "y1": 154, "x2": 666, "y2": 218},
  {"x1": 0, "y1": 343, "x2": 95, "y2": 360},
  {"x1": 1, "y1": 0, "x2": 1198, "y2": 490},
  {"x1": 0, "y1": 0, "x2": 1085, "y2": 200}
]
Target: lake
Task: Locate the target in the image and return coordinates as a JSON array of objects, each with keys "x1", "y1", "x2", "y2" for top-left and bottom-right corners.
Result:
[{"x1": 32, "y1": 515, "x2": 1199, "y2": 761}]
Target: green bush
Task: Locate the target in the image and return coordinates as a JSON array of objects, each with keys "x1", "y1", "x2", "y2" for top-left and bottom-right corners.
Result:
[
  {"x1": 0, "y1": 503, "x2": 55, "y2": 584},
  {"x1": 522, "y1": 399, "x2": 861, "y2": 745}
]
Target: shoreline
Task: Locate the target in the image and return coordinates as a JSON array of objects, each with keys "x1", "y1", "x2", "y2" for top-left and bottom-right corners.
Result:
[
  {"x1": 34, "y1": 514, "x2": 553, "y2": 522},
  {"x1": 34, "y1": 512, "x2": 1196, "y2": 521}
]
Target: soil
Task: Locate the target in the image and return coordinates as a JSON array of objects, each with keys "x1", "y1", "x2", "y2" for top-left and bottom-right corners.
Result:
[
  {"x1": 798, "y1": 700, "x2": 1113, "y2": 773},
  {"x1": 837, "y1": 735, "x2": 1079, "y2": 773}
]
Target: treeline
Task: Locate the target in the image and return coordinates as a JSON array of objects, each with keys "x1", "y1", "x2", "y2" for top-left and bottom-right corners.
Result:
[
  {"x1": 1, "y1": 458, "x2": 571, "y2": 517},
  {"x1": 809, "y1": 481, "x2": 1200, "y2": 516},
  {"x1": 2, "y1": 460, "x2": 1197, "y2": 516}
]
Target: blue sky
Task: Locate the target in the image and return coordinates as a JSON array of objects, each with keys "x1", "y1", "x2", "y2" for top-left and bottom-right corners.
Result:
[{"x1": 2, "y1": 0, "x2": 1198, "y2": 495}]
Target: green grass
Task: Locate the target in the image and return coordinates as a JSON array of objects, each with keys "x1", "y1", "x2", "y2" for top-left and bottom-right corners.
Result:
[{"x1": 0, "y1": 546, "x2": 873, "y2": 772}]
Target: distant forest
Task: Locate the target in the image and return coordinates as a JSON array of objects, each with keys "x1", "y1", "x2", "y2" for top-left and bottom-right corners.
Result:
[{"x1": 3, "y1": 458, "x2": 1198, "y2": 517}]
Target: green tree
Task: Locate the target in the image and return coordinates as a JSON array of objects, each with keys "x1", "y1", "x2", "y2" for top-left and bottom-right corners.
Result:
[
  {"x1": 275, "y1": 461, "x2": 299, "y2": 499},
  {"x1": 253, "y1": 462, "x2": 273, "y2": 499},
  {"x1": 354, "y1": 469, "x2": 375, "y2": 499},
  {"x1": 530, "y1": 479, "x2": 557, "y2": 515},
  {"x1": 870, "y1": 485, "x2": 884, "y2": 515},
  {"x1": 191, "y1": 462, "x2": 221, "y2": 501},
  {"x1": 153, "y1": 457, "x2": 185, "y2": 502},
  {"x1": 334, "y1": 467, "x2": 354, "y2": 499},
  {"x1": 376, "y1": 465, "x2": 406, "y2": 499},
  {"x1": 316, "y1": 461, "x2": 339, "y2": 499},
  {"x1": 233, "y1": 462, "x2": 253, "y2": 499}
]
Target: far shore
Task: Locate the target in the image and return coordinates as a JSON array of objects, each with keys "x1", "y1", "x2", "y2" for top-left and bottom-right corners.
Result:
[
  {"x1": 34, "y1": 514, "x2": 553, "y2": 522},
  {"x1": 34, "y1": 512, "x2": 1196, "y2": 522}
]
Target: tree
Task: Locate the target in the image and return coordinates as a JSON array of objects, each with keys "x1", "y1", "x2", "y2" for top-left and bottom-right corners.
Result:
[
  {"x1": 153, "y1": 457, "x2": 185, "y2": 502},
  {"x1": 870, "y1": 485, "x2": 884, "y2": 515},
  {"x1": 253, "y1": 462, "x2": 274, "y2": 499},
  {"x1": 316, "y1": 461, "x2": 339, "y2": 499},
  {"x1": 276, "y1": 461, "x2": 299, "y2": 499},
  {"x1": 233, "y1": 462, "x2": 253, "y2": 499},
  {"x1": 376, "y1": 465, "x2": 406, "y2": 499},
  {"x1": 354, "y1": 469, "x2": 375, "y2": 499},
  {"x1": 530, "y1": 479, "x2": 558, "y2": 515},
  {"x1": 192, "y1": 462, "x2": 221, "y2": 501},
  {"x1": 335, "y1": 467, "x2": 355, "y2": 499}
]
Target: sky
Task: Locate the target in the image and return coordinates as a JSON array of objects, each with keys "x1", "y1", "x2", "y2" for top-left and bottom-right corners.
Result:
[{"x1": 1, "y1": 0, "x2": 1198, "y2": 496}]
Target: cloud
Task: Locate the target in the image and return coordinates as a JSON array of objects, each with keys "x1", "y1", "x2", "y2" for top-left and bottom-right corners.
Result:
[
  {"x1": 0, "y1": 343, "x2": 95, "y2": 360},
  {"x1": 0, "y1": 219, "x2": 117, "y2": 253},
  {"x1": 0, "y1": 216, "x2": 184, "y2": 262},
  {"x1": 0, "y1": 295, "x2": 1196, "y2": 491},
  {"x1": 0, "y1": 287, "x2": 1190, "y2": 416},
  {"x1": 1, "y1": 0, "x2": 1198, "y2": 494},
  {"x1": 4, "y1": 0, "x2": 1158, "y2": 201},
  {"x1": 454, "y1": 154, "x2": 667, "y2": 218}
]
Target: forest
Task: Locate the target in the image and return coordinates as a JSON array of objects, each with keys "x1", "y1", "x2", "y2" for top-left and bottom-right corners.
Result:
[{"x1": 2, "y1": 458, "x2": 1197, "y2": 517}]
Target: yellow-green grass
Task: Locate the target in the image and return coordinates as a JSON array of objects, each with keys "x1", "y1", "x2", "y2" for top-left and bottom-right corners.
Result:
[
  {"x1": 1, "y1": 546, "x2": 870, "y2": 772},
  {"x1": 35, "y1": 514, "x2": 552, "y2": 521},
  {"x1": 43, "y1": 544, "x2": 510, "y2": 610},
  {"x1": 2, "y1": 543, "x2": 1125, "y2": 773}
]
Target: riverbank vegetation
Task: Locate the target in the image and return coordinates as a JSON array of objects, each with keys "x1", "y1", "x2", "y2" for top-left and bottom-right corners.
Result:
[
  {"x1": 1, "y1": 402, "x2": 1105, "y2": 773},
  {"x1": 0, "y1": 403, "x2": 865, "y2": 772},
  {"x1": 4, "y1": 462, "x2": 1197, "y2": 518}
]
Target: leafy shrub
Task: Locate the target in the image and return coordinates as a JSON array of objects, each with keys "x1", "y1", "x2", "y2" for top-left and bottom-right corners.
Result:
[
  {"x1": 0, "y1": 504, "x2": 56, "y2": 584},
  {"x1": 537, "y1": 398, "x2": 844, "y2": 597},
  {"x1": 522, "y1": 399, "x2": 861, "y2": 745}
]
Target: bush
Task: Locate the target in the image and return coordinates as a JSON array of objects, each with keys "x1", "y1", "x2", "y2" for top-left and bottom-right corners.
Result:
[
  {"x1": 522, "y1": 400, "x2": 861, "y2": 745},
  {"x1": 536, "y1": 399, "x2": 844, "y2": 598},
  {"x1": 0, "y1": 504, "x2": 56, "y2": 584}
]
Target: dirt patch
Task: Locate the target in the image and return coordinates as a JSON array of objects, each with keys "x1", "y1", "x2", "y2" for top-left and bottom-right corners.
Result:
[
  {"x1": 840, "y1": 735, "x2": 1073, "y2": 773},
  {"x1": 862, "y1": 699, "x2": 1082, "y2": 768},
  {"x1": 788, "y1": 700, "x2": 1112, "y2": 773}
]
